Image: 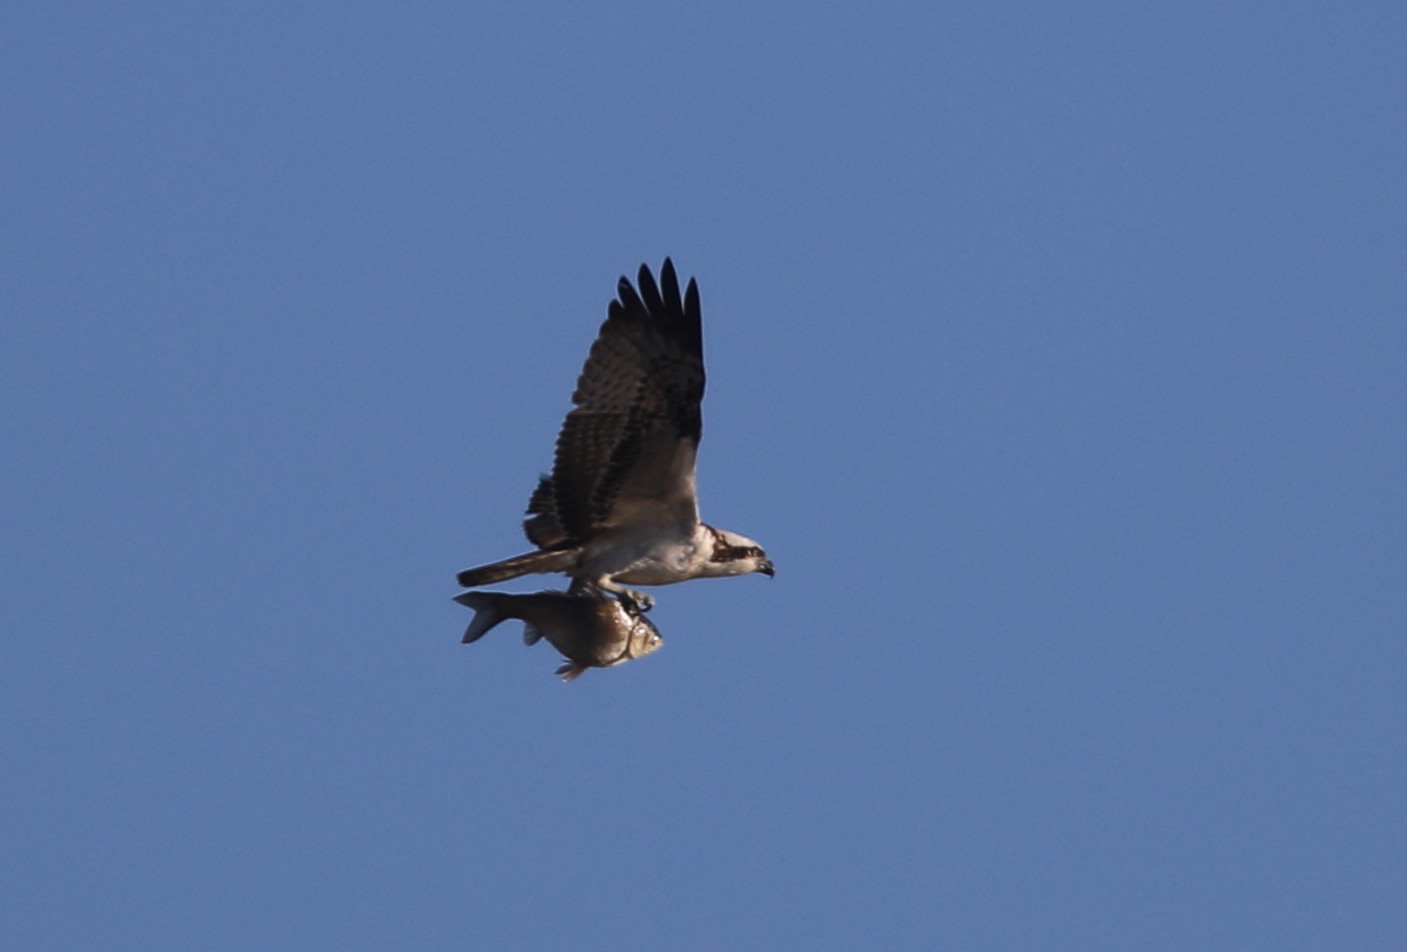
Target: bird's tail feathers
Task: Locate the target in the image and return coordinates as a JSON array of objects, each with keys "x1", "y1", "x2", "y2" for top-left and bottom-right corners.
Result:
[{"x1": 455, "y1": 548, "x2": 577, "y2": 588}]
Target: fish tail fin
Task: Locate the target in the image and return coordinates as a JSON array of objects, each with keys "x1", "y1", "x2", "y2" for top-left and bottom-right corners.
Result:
[
  {"x1": 455, "y1": 548, "x2": 577, "y2": 588},
  {"x1": 453, "y1": 591, "x2": 509, "y2": 644}
]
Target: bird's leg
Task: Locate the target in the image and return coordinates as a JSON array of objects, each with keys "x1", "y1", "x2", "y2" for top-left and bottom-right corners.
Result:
[
  {"x1": 567, "y1": 578, "x2": 604, "y2": 598},
  {"x1": 569, "y1": 576, "x2": 653, "y2": 613},
  {"x1": 614, "y1": 588, "x2": 653, "y2": 616},
  {"x1": 585, "y1": 578, "x2": 653, "y2": 613}
]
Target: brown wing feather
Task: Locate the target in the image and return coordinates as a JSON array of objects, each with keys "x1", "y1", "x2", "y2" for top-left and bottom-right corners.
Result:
[
  {"x1": 523, "y1": 475, "x2": 566, "y2": 548},
  {"x1": 527, "y1": 259, "x2": 705, "y2": 543}
]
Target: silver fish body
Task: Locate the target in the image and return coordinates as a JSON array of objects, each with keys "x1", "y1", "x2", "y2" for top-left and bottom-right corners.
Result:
[{"x1": 453, "y1": 590, "x2": 663, "y2": 681}]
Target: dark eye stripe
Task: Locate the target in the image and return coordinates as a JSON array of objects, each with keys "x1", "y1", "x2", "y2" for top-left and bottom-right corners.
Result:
[{"x1": 706, "y1": 527, "x2": 764, "y2": 563}]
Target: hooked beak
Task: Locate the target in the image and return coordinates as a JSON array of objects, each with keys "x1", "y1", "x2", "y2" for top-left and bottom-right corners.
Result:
[{"x1": 758, "y1": 559, "x2": 775, "y2": 578}]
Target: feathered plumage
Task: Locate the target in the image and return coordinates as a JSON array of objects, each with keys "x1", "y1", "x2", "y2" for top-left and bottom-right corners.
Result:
[{"x1": 455, "y1": 259, "x2": 772, "y2": 610}]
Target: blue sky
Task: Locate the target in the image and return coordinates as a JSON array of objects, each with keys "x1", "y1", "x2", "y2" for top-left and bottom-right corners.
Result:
[{"x1": 4, "y1": 2, "x2": 1405, "y2": 949}]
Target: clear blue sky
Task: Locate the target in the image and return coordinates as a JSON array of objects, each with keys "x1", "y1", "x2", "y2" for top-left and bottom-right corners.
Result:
[{"x1": 4, "y1": 2, "x2": 1405, "y2": 949}]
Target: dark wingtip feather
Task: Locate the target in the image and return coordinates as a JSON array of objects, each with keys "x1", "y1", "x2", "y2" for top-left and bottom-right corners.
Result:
[
  {"x1": 615, "y1": 275, "x2": 645, "y2": 319},
  {"x1": 636, "y1": 261, "x2": 663, "y2": 316},
  {"x1": 659, "y1": 259, "x2": 682, "y2": 311},
  {"x1": 624, "y1": 258, "x2": 695, "y2": 349},
  {"x1": 684, "y1": 277, "x2": 702, "y2": 351}
]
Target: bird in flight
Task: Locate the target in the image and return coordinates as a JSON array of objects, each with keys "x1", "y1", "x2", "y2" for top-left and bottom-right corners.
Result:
[{"x1": 455, "y1": 258, "x2": 773, "y2": 611}]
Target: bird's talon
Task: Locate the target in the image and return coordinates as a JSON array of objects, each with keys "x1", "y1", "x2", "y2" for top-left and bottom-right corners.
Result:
[{"x1": 619, "y1": 590, "x2": 653, "y2": 615}]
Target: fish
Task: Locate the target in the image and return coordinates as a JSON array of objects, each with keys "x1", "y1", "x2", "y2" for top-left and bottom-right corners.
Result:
[{"x1": 453, "y1": 589, "x2": 664, "y2": 681}]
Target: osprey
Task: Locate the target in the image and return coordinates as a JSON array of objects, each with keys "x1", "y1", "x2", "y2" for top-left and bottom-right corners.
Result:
[{"x1": 455, "y1": 259, "x2": 773, "y2": 611}]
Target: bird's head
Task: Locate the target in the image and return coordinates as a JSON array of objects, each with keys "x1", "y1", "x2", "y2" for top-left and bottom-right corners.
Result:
[{"x1": 708, "y1": 529, "x2": 775, "y2": 579}]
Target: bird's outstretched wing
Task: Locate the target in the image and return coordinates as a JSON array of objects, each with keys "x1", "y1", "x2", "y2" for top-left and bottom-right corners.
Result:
[{"x1": 526, "y1": 259, "x2": 705, "y2": 545}]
